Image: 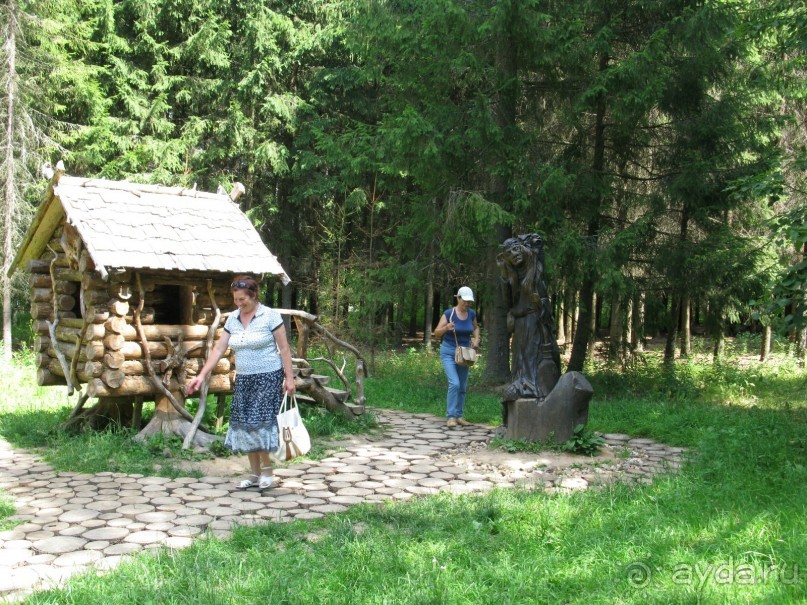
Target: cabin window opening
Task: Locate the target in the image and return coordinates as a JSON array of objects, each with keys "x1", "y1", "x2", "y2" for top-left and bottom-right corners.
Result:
[
  {"x1": 151, "y1": 284, "x2": 181, "y2": 324},
  {"x1": 149, "y1": 284, "x2": 194, "y2": 324},
  {"x1": 68, "y1": 282, "x2": 83, "y2": 319}
]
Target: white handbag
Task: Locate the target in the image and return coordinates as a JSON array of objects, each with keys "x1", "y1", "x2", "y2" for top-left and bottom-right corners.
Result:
[{"x1": 275, "y1": 393, "x2": 311, "y2": 461}]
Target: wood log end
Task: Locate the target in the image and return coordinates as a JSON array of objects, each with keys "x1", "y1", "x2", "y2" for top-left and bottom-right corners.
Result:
[
  {"x1": 37, "y1": 368, "x2": 65, "y2": 386},
  {"x1": 102, "y1": 369, "x2": 126, "y2": 389}
]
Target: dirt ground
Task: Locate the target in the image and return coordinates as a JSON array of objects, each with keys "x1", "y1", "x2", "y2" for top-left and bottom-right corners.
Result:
[{"x1": 174, "y1": 428, "x2": 617, "y2": 480}]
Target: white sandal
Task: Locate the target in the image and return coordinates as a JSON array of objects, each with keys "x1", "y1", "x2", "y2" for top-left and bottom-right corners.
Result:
[
  {"x1": 259, "y1": 467, "x2": 274, "y2": 489},
  {"x1": 237, "y1": 474, "x2": 260, "y2": 489}
]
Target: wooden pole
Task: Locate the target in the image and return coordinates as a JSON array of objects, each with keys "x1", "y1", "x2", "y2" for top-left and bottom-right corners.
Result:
[
  {"x1": 215, "y1": 393, "x2": 227, "y2": 431},
  {"x1": 184, "y1": 279, "x2": 221, "y2": 449}
]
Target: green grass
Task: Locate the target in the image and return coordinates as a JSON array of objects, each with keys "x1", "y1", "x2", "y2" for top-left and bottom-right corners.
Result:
[
  {"x1": 0, "y1": 358, "x2": 211, "y2": 478},
  {"x1": 364, "y1": 346, "x2": 502, "y2": 424},
  {"x1": 491, "y1": 424, "x2": 606, "y2": 457},
  {"x1": 0, "y1": 349, "x2": 379, "y2": 476},
  {"x1": 25, "y1": 473, "x2": 807, "y2": 604},
  {"x1": 0, "y1": 493, "x2": 19, "y2": 532},
  {"x1": 6, "y1": 341, "x2": 807, "y2": 603}
]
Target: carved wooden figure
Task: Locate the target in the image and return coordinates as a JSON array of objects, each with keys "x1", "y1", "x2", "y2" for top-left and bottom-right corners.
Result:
[
  {"x1": 497, "y1": 233, "x2": 593, "y2": 442},
  {"x1": 498, "y1": 233, "x2": 562, "y2": 402}
]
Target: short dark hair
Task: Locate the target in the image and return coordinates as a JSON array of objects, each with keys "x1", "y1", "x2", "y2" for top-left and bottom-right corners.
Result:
[{"x1": 230, "y1": 275, "x2": 259, "y2": 297}]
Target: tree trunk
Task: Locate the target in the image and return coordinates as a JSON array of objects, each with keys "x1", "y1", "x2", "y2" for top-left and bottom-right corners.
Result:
[
  {"x1": 394, "y1": 291, "x2": 404, "y2": 348},
  {"x1": 135, "y1": 391, "x2": 218, "y2": 449},
  {"x1": 563, "y1": 289, "x2": 576, "y2": 352},
  {"x1": 594, "y1": 292, "x2": 603, "y2": 340},
  {"x1": 631, "y1": 291, "x2": 644, "y2": 352},
  {"x1": 309, "y1": 264, "x2": 319, "y2": 316},
  {"x1": 608, "y1": 291, "x2": 624, "y2": 361},
  {"x1": 61, "y1": 397, "x2": 134, "y2": 432},
  {"x1": 264, "y1": 282, "x2": 276, "y2": 308},
  {"x1": 670, "y1": 206, "x2": 690, "y2": 363},
  {"x1": 1, "y1": 18, "x2": 16, "y2": 359},
  {"x1": 424, "y1": 260, "x2": 434, "y2": 350},
  {"x1": 481, "y1": 5, "x2": 517, "y2": 385},
  {"x1": 333, "y1": 218, "x2": 343, "y2": 327},
  {"x1": 484, "y1": 225, "x2": 513, "y2": 385},
  {"x1": 587, "y1": 291, "x2": 598, "y2": 361},
  {"x1": 713, "y1": 315, "x2": 725, "y2": 363},
  {"x1": 408, "y1": 289, "x2": 418, "y2": 337},
  {"x1": 386, "y1": 302, "x2": 394, "y2": 336},
  {"x1": 679, "y1": 294, "x2": 691, "y2": 358},
  {"x1": 625, "y1": 296, "x2": 633, "y2": 355},
  {"x1": 797, "y1": 249, "x2": 807, "y2": 368},
  {"x1": 568, "y1": 46, "x2": 609, "y2": 372},
  {"x1": 760, "y1": 324, "x2": 771, "y2": 362},
  {"x1": 664, "y1": 294, "x2": 680, "y2": 365},
  {"x1": 568, "y1": 280, "x2": 595, "y2": 372},
  {"x1": 432, "y1": 287, "x2": 443, "y2": 328},
  {"x1": 281, "y1": 281, "x2": 293, "y2": 336}
]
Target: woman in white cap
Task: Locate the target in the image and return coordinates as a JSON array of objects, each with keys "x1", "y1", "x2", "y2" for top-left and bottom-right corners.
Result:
[{"x1": 433, "y1": 286, "x2": 481, "y2": 427}]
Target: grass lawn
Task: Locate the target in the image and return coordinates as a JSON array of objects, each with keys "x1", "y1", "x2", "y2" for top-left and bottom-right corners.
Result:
[{"x1": 2, "y1": 338, "x2": 806, "y2": 604}]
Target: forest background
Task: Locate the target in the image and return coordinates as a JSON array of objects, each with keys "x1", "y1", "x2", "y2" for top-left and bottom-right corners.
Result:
[{"x1": 0, "y1": 0, "x2": 804, "y2": 381}]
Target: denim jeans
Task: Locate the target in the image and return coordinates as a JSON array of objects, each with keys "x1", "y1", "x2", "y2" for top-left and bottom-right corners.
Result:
[{"x1": 440, "y1": 342, "x2": 469, "y2": 419}]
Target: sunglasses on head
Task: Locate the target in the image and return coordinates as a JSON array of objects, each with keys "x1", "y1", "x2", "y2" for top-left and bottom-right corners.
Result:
[{"x1": 231, "y1": 281, "x2": 252, "y2": 289}]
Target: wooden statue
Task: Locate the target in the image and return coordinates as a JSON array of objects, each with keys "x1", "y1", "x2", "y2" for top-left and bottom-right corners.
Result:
[
  {"x1": 498, "y1": 233, "x2": 561, "y2": 402},
  {"x1": 498, "y1": 233, "x2": 593, "y2": 443}
]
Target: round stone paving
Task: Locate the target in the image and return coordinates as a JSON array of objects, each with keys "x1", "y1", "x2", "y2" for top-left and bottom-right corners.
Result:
[
  {"x1": 0, "y1": 408, "x2": 688, "y2": 602},
  {"x1": 31, "y1": 536, "x2": 88, "y2": 555},
  {"x1": 124, "y1": 531, "x2": 168, "y2": 545},
  {"x1": 81, "y1": 527, "x2": 130, "y2": 541}
]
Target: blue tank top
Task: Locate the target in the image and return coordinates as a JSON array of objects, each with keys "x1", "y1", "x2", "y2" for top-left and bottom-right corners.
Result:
[{"x1": 441, "y1": 307, "x2": 476, "y2": 348}]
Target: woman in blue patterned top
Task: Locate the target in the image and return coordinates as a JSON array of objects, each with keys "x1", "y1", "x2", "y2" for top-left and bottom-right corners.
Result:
[
  {"x1": 188, "y1": 275, "x2": 296, "y2": 490},
  {"x1": 433, "y1": 286, "x2": 481, "y2": 428}
]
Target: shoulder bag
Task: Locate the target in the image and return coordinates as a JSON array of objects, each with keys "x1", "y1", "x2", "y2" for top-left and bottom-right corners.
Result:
[{"x1": 451, "y1": 308, "x2": 477, "y2": 367}]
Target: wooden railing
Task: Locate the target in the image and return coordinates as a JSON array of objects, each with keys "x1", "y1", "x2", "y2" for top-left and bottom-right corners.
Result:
[{"x1": 276, "y1": 309, "x2": 368, "y2": 418}]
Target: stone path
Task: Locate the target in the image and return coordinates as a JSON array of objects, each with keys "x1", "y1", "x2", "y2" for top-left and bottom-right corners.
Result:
[{"x1": 0, "y1": 409, "x2": 687, "y2": 602}]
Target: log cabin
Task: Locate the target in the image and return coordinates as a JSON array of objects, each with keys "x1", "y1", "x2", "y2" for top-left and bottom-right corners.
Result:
[{"x1": 8, "y1": 166, "x2": 293, "y2": 447}]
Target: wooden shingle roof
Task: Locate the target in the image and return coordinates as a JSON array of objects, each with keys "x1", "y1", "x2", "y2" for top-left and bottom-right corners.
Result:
[{"x1": 10, "y1": 175, "x2": 290, "y2": 283}]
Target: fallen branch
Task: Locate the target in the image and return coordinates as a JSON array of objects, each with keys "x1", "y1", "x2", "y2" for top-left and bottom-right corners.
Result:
[{"x1": 274, "y1": 308, "x2": 369, "y2": 375}]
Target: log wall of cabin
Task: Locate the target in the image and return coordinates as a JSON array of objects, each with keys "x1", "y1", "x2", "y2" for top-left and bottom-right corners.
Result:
[{"x1": 30, "y1": 221, "x2": 235, "y2": 399}]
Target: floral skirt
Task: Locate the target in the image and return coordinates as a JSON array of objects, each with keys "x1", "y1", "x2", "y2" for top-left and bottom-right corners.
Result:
[{"x1": 224, "y1": 369, "x2": 283, "y2": 454}]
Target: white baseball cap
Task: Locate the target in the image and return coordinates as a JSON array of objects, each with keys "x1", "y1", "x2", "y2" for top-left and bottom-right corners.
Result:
[{"x1": 456, "y1": 286, "x2": 474, "y2": 302}]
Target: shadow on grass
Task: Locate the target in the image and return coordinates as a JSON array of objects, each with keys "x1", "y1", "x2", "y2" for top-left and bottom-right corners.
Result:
[
  {"x1": 24, "y1": 469, "x2": 807, "y2": 604},
  {"x1": 0, "y1": 406, "x2": 205, "y2": 478},
  {"x1": 0, "y1": 405, "x2": 67, "y2": 450}
]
